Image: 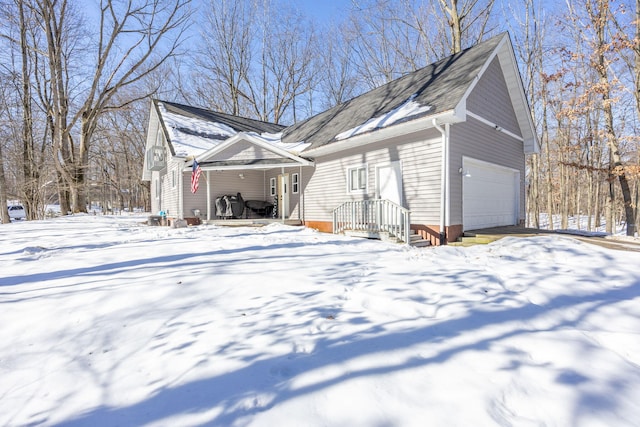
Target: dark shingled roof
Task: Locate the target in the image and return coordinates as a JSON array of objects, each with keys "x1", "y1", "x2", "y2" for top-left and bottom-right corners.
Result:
[
  {"x1": 281, "y1": 33, "x2": 505, "y2": 150},
  {"x1": 156, "y1": 100, "x2": 286, "y2": 135}
]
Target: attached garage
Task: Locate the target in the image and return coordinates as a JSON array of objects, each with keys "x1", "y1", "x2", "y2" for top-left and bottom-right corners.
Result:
[{"x1": 462, "y1": 157, "x2": 520, "y2": 231}]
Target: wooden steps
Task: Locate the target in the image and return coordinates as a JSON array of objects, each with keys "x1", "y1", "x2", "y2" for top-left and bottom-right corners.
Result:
[
  {"x1": 410, "y1": 232, "x2": 431, "y2": 247},
  {"x1": 448, "y1": 233, "x2": 503, "y2": 247},
  {"x1": 342, "y1": 229, "x2": 431, "y2": 247}
]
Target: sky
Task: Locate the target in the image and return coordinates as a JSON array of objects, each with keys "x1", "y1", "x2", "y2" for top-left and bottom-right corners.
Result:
[
  {"x1": 1, "y1": 214, "x2": 639, "y2": 426},
  {"x1": 296, "y1": 0, "x2": 349, "y2": 22}
]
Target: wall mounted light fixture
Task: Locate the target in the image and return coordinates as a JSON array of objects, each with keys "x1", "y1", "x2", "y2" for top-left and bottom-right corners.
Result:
[{"x1": 458, "y1": 167, "x2": 471, "y2": 178}]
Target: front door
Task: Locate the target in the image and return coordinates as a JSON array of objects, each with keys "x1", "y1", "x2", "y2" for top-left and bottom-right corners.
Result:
[
  {"x1": 376, "y1": 161, "x2": 403, "y2": 205},
  {"x1": 278, "y1": 173, "x2": 289, "y2": 219}
]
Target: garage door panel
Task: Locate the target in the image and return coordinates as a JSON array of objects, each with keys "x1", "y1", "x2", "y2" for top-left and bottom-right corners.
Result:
[{"x1": 463, "y1": 159, "x2": 518, "y2": 230}]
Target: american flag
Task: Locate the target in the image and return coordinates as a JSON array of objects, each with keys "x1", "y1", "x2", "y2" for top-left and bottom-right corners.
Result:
[{"x1": 191, "y1": 159, "x2": 202, "y2": 194}]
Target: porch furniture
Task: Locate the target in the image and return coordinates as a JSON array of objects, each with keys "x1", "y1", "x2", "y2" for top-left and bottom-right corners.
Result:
[
  {"x1": 244, "y1": 200, "x2": 274, "y2": 218},
  {"x1": 215, "y1": 193, "x2": 245, "y2": 219}
]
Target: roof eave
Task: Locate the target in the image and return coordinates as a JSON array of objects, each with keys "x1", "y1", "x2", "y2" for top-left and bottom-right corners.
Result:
[
  {"x1": 192, "y1": 132, "x2": 314, "y2": 168},
  {"x1": 183, "y1": 161, "x2": 313, "y2": 172},
  {"x1": 154, "y1": 100, "x2": 177, "y2": 157}
]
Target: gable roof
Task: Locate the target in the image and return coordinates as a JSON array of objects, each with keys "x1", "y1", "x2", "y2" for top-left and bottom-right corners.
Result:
[
  {"x1": 196, "y1": 131, "x2": 313, "y2": 169},
  {"x1": 159, "y1": 100, "x2": 285, "y2": 135},
  {"x1": 282, "y1": 32, "x2": 538, "y2": 155},
  {"x1": 154, "y1": 100, "x2": 286, "y2": 158},
  {"x1": 147, "y1": 32, "x2": 538, "y2": 169}
]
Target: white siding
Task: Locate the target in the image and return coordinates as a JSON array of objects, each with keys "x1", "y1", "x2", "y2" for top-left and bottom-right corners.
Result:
[
  {"x1": 466, "y1": 57, "x2": 522, "y2": 137},
  {"x1": 149, "y1": 138, "x2": 179, "y2": 216},
  {"x1": 448, "y1": 57, "x2": 527, "y2": 227},
  {"x1": 304, "y1": 128, "x2": 443, "y2": 224},
  {"x1": 211, "y1": 140, "x2": 281, "y2": 161}
]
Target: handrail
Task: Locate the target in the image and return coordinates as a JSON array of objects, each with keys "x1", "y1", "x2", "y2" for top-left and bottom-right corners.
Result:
[{"x1": 333, "y1": 199, "x2": 411, "y2": 244}]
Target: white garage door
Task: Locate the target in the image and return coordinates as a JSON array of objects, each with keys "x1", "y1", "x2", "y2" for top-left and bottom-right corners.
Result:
[{"x1": 463, "y1": 158, "x2": 519, "y2": 231}]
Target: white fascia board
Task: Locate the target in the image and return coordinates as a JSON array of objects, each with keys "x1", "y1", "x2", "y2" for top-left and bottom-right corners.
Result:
[
  {"x1": 455, "y1": 34, "x2": 539, "y2": 155},
  {"x1": 457, "y1": 35, "x2": 507, "y2": 110},
  {"x1": 141, "y1": 103, "x2": 157, "y2": 182},
  {"x1": 467, "y1": 111, "x2": 525, "y2": 142},
  {"x1": 188, "y1": 163, "x2": 314, "y2": 172},
  {"x1": 182, "y1": 162, "x2": 309, "y2": 173},
  {"x1": 497, "y1": 43, "x2": 540, "y2": 154},
  {"x1": 195, "y1": 132, "x2": 313, "y2": 166},
  {"x1": 302, "y1": 110, "x2": 464, "y2": 158},
  {"x1": 241, "y1": 133, "x2": 314, "y2": 166},
  {"x1": 154, "y1": 100, "x2": 176, "y2": 157}
]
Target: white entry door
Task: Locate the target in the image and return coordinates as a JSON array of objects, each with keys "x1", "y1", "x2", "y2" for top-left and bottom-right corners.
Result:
[
  {"x1": 278, "y1": 173, "x2": 289, "y2": 219},
  {"x1": 463, "y1": 158, "x2": 519, "y2": 230},
  {"x1": 376, "y1": 161, "x2": 403, "y2": 205}
]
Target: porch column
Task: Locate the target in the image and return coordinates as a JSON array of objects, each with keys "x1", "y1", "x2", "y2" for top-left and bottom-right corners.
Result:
[
  {"x1": 178, "y1": 167, "x2": 183, "y2": 219},
  {"x1": 206, "y1": 170, "x2": 211, "y2": 221},
  {"x1": 281, "y1": 167, "x2": 285, "y2": 223}
]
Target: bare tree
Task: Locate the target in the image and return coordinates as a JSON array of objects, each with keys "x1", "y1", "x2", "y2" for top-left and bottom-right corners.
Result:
[
  {"x1": 37, "y1": 0, "x2": 191, "y2": 213},
  {"x1": 348, "y1": 0, "x2": 422, "y2": 88},
  {"x1": 509, "y1": 0, "x2": 546, "y2": 228},
  {"x1": 262, "y1": 8, "x2": 317, "y2": 123},
  {"x1": 194, "y1": 0, "x2": 317, "y2": 124},
  {"x1": 437, "y1": 0, "x2": 496, "y2": 54},
  {"x1": 0, "y1": 75, "x2": 11, "y2": 224},
  {"x1": 584, "y1": 0, "x2": 636, "y2": 236},
  {"x1": 316, "y1": 22, "x2": 361, "y2": 110},
  {"x1": 17, "y1": 0, "x2": 39, "y2": 219},
  {"x1": 195, "y1": 0, "x2": 254, "y2": 116}
]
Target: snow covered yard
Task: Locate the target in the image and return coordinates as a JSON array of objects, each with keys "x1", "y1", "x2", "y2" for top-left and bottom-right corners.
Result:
[{"x1": 1, "y1": 216, "x2": 639, "y2": 427}]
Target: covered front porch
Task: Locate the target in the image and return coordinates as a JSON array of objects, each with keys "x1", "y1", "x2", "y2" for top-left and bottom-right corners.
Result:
[
  {"x1": 204, "y1": 218, "x2": 304, "y2": 226},
  {"x1": 181, "y1": 131, "x2": 313, "y2": 223},
  {"x1": 181, "y1": 161, "x2": 312, "y2": 224}
]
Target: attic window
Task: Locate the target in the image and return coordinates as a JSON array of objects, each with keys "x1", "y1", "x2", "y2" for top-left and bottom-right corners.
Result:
[{"x1": 348, "y1": 165, "x2": 367, "y2": 193}]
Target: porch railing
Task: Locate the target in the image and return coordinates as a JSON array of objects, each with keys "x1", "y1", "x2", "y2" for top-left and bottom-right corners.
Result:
[{"x1": 333, "y1": 199, "x2": 411, "y2": 244}]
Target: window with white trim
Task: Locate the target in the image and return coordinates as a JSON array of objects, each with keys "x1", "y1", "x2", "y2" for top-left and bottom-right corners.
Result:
[
  {"x1": 171, "y1": 170, "x2": 176, "y2": 189},
  {"x1": 292, "y1": 173, "x2": 299, "y2": 194},
  {"x1": 270, "y1": 177, "x2": 276, "y2": 196},
  {"x1": 347, "y1": 165, "x2": 367, "y2": 193}
]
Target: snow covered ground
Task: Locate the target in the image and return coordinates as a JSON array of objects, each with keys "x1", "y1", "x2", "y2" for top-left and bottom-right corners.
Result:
[
  {"x1": 1, "y1": 215, "x2": 639, "y2": 426},
  {"x1": 536, "y1": 213, "x2": 634, "y2": 237}
]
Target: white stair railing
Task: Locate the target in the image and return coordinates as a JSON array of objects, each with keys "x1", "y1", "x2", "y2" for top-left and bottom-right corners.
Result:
[{"x1": 333, "y1": 199, "x2": 411, "y2": 244}]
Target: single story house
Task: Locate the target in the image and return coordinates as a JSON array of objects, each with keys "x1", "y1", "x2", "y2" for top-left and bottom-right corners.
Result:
[{"x1": 142, "y1": 32, "x2": 538, "y2": 245}]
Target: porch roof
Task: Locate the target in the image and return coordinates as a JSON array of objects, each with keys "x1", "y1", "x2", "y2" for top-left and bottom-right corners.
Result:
[{"x1": 197, "y1": 158, "x2": 302, "y2": 170}]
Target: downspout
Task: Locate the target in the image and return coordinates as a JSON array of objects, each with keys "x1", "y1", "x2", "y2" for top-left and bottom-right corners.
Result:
[{"x1": 433, "y1": 119, "x2": 448, "y2": 245}]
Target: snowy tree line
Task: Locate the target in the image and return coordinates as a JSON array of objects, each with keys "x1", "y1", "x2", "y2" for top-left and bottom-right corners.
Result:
[{"x1": 0, "y1": 0, "x2": 638, "y2": 236}]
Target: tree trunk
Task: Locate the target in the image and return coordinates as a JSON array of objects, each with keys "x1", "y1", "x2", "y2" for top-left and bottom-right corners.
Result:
[
  {"x1": 590, "y1": 0, "x2": 636, "y2": 236},
  {"x1": 542, "y1": 84, "x2": 554, "y2": 230},
  {"x1": 19, "y1": 0, "x2": 38, "y2": 220},
  {"x1": 0, "y1": 142, "x2": 10, "y2": 224}
]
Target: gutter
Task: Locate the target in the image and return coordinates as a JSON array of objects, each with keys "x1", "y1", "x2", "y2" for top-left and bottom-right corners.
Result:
[{"x1": 432, "y1": 118, "x2": 448, "y2": 245}]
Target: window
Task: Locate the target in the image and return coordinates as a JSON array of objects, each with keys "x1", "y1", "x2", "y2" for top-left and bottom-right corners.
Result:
[
  {"x1": 270, "y1": 177, "x2": 276, "y2": 196},
  {"x1": 292, "y1": 173, "x2": 299, "y2": 194},
  {"x1": 171, "y1": 170, "x2": 176, "y2": 189},
  {"x1": 348, "y1": 165, "x2": 367, "y2": 192}
]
